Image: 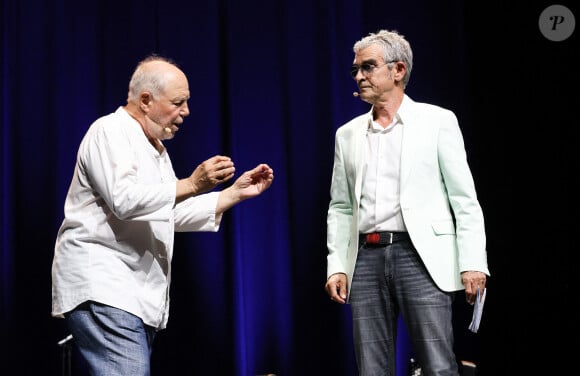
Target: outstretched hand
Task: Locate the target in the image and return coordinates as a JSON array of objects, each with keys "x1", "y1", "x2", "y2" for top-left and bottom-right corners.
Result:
[
  {"x1": 215, "y1": 163, "x2": 274, "y2": 214},
  {"x1": 231, "y1": 164, "x2": 274, "y2": 199}
]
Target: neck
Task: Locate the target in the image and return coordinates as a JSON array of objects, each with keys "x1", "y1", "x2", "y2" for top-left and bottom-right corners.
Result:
[
  {"x1": 124, "y1": 105, "x2": 163, "y2": 153},
  {"x1": 373, "y1": 92, "x2": 403, "y2": 127}
]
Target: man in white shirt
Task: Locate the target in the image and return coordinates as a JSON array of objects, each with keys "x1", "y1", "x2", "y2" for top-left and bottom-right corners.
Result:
[
  {"x1": 325, "y1": 30, "x2": 489, "y2": 375},
  {"x1": 51, "y1": 55, "x2": 274, "y2": 376}
]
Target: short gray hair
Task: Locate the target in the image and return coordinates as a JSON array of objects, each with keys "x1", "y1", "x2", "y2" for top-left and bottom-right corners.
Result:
[
  {"x1": 127, "y1": 55, "x2": 179, "y2": 102},
  {"x1": 353, "y1": 30, "x2": 413, "y2": 87}
]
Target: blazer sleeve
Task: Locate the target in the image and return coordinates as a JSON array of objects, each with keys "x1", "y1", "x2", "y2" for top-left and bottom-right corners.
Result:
[{"x1": 437, "y1": 109, "x2": 489, "y2": 275}]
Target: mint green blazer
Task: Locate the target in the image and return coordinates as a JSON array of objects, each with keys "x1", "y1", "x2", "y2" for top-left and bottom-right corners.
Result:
[{"x1": 326, "y1": 95, "x2": 490, "y2": 299}]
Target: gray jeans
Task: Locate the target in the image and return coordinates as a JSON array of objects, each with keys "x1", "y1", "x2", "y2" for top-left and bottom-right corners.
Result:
[{"x1": 349, "y1": 239, "x2": 459, "y2": 376}]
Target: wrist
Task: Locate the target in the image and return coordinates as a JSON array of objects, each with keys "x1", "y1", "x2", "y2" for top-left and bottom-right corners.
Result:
[{"x1": 187, "y1": 177, "x2": 196, "y2": 195}]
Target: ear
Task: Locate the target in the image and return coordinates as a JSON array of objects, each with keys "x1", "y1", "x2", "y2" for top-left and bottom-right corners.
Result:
[
  {"x1": 393, "y1": 62, "x2": 406, "y2": 83},
  {"x1": 139, "y1": 92, "x2": 152, "y2": 112}
]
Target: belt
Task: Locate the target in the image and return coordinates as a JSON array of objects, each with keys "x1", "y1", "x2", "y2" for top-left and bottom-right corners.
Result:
[{"x1": 359, "y1": 231, "x2": 410, "y2": 247}]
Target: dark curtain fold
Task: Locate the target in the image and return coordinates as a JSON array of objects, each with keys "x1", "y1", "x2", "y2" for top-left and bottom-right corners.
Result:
[{"x1": 2, "y1": 0, "x2": 577, "y2": 375}]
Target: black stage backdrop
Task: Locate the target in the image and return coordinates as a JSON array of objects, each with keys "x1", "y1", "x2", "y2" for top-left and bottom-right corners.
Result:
[{"x1": 1, "y1": 1, "x2": 577, "y2": 375}]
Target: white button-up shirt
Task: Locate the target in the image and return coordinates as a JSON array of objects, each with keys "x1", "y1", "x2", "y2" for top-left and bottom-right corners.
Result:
[
  {"x1": 52, "y1": 106, "x2": 221, "y2": 330},
  {"x1": 359, "y1": 116, "x2": 406, "y2": 233}
]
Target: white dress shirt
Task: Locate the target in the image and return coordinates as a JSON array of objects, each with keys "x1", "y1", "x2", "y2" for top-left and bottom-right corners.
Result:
[
  {"x1": 52, "y1": 106, "x2": 221, "y2": 330},
  {"x1": 358, "y1": 116, "x2": 407, "y2": 233}
]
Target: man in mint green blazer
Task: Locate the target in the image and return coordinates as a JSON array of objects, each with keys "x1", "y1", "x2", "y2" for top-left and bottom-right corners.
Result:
[{"x1": 325, "y1": 30, "x2": 490, "y2": 376}]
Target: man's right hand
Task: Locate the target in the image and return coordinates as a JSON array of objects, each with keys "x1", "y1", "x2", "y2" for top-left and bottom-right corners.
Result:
[
  {"x1": 188, "y1": 155, "x2": 235, "y2": 195},
  {"x1": 325, "y1": 273, "x2": 348, "y2": 304}
]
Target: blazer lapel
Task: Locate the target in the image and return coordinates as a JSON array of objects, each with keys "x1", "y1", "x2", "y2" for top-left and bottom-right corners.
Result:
[
  {"x1": 353, "y1": 117, "x2": 372, "y2": 206},
  {"x1": 399, "y1": 97, "x2": 418, "y2": 188}
]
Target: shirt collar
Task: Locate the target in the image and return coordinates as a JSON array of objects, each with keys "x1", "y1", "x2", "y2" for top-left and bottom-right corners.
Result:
[{"x1": 366, "y1": 95, "x2": 409, "y2": 133}]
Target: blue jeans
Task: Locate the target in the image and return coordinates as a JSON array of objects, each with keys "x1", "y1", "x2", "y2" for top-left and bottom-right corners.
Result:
[
  {"x1": 66, "y1": 301, "x2": 156, "y2": 376},
  {"x1": 349, "y1": 239, "x2": 459, "y2": 376}
]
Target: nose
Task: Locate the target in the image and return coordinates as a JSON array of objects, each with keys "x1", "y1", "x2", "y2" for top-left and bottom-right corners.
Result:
[
  {"x1": 180, "y1": 102, "x2": 190, "y2": 117},
  {"x1": 352, "y1": 69, "x2": 364, "y2": 80}
]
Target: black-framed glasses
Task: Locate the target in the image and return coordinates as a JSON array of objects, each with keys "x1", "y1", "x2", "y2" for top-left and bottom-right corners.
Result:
[{"x1": 350, "y1": 60, "x2": 396, "y2": 78}]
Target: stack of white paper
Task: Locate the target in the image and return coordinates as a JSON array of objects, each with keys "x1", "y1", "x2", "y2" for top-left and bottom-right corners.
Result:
[{"x1": 468, "y1": 287, "x2": 486, "y2": 333}]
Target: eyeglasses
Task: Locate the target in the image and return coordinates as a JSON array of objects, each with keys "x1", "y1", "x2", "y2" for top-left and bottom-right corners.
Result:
[{"x1": 350, "y1": 61, "x2": 396, "y2": 78}]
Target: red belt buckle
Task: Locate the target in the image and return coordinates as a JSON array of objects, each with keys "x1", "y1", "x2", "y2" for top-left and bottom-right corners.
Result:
[{"x1": 366, "y1": 233, "x2": 380, "y2": 244}]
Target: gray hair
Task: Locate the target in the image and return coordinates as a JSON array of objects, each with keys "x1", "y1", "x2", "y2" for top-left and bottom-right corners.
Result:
[
  {"x1": 353, "y1": 30, "x2": 413, "y2": 87},
  {"x1": 127, "y1": 55, "x2": 179, "y2": 102}
]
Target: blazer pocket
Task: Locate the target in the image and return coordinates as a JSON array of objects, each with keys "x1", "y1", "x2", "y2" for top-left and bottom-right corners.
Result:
[{"x1": 431, "y1": 219, "x2": 456, "y2": 235}]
